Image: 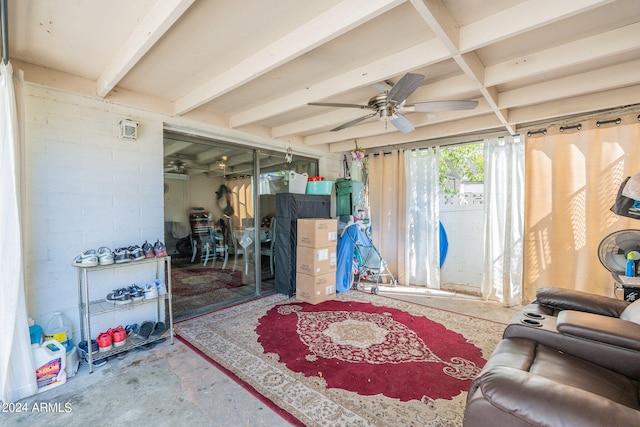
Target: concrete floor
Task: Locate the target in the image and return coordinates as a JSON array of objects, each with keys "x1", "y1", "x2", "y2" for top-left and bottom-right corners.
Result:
[{"x1": 6, "y1": 287, "x2": 519, "y2": 427}]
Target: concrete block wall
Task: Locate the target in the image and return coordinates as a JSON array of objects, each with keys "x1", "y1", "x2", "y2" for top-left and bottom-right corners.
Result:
[{"x1": 24, "y1": 86, "x2": 165, "y2": 343}]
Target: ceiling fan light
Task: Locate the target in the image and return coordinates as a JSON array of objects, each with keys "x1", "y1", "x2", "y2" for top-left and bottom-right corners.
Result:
[{"x1": 378, "y1": 109, "x2": 392, "y2": 121}]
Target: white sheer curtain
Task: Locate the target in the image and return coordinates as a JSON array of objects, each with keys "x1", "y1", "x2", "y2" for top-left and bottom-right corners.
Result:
[
  {"x1": 1, "y1": 62, "x2": 37, "y2": 402},
  {"x1": 404, "y1": 148, "x2": 440, "y2": 288},
  {"x1": 482, "y1": 135, "x2": 524, "y2": 306}
]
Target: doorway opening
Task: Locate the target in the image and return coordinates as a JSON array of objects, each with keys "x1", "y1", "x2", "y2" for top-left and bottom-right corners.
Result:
[{"x1": 162, "y1": 131, "x2": 317, "y2": 320}]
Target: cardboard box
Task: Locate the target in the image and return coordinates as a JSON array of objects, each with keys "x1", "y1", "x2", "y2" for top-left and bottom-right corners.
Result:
[
  {"x1": 297, "y1": 218, "x2": 338, "y2": 248},
  {"x1": 296, "y1": 272, "x2": 336, "y2": 304},
  {"x1": 296, "y1": 245, "x2": 337, "y2": 275}
]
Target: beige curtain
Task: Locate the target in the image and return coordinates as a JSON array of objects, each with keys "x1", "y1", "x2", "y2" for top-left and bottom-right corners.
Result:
[
  {"x1": 228, "y1": 176, "x2": 253, "y2": 229},
  {"x1": 524, "y1": 112, "x2": 640, "y2": 302},
  {"x1": 367, "y1": 150, "x2": 407, "y2": 284}
]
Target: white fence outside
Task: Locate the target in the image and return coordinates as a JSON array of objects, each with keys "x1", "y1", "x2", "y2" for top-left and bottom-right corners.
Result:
[{"x1": 439, "y1": 190, "x2": 484, "y2": 295}]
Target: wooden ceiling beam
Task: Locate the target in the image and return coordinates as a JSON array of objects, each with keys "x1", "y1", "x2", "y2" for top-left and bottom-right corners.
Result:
[
  {"x1": 96, "y1": 0, "x2": 195, "y2": 97},
  {"x1": 172, "y1": 0, "x2": 405, "y2": 115}
]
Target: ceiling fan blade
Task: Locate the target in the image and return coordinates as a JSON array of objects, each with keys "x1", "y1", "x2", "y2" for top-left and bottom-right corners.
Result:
[
  {"x1": 410, "y1": 100, "x2": 479, "y2": 112},
  {"x1": 331, "y1": 112, "x2": 377, "y2": 131},
  {"x1": 387, "y1": 73, "x2": 425, "y2": 104},
  {"x1": 390, "y1": 113, "x2": 415, "y2": 133},
  {"x1": 308, "y1": 102, "x2": 371, "y2": 109}
]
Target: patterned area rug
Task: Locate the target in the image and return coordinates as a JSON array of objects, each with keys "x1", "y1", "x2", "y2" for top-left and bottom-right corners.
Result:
[
  {"x1": 171, "y1": 266, "x2": 251, "y2": 317},
  {"x1": 175, "y1": 292, "x2": 505, "y2": 426}
]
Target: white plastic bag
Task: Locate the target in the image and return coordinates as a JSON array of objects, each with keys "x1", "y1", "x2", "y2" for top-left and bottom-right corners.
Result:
[{"x1": 622, "y1": 173, "x2": 640, "y2": 200}]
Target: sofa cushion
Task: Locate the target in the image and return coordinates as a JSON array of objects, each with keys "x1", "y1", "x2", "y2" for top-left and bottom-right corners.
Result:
[
  {"x1": 465, "y1": 338, "x2": 640, "y2": 427},
  {"x1": 620, "y1": 299, "x2": 640, "y2": 325},
  {"x1": 535, "y1": 287, "x2": 629, "y2": 317}
]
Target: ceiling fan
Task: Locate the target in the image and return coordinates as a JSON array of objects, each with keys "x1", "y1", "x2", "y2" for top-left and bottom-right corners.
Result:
[
  {"x1": 308, "y1": 72, "x2": 478, "y2": 133},
  {"x1": 165, "y1": 159, "x2": 189, "y2": 173}
]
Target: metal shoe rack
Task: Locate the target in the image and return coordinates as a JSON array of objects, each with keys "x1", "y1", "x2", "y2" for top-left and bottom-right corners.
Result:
[{"x1": 75, "y1": 256, "x2": 174, "y2": 372}]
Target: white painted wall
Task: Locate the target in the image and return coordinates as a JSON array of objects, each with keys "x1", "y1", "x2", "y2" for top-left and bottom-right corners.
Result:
[
  {"x1": 439, "y1": 192, "x2": 484, "y2": 295},
  {"x1": 22, "y1": 83, "x2": 341, "y2": 347}
]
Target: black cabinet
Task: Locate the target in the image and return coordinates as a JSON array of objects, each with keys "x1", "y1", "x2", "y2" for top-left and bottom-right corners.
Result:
[{"x1": 275, "y1": 193, "x2": 331, "y2": 296}]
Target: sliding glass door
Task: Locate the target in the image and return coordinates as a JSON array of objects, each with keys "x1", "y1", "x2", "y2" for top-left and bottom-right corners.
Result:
[{"x1": 163, "y1": 131, "x2": 317, "y2": 320}]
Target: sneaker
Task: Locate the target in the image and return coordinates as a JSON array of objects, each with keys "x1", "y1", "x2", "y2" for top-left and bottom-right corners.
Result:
[
  {"x1": 128, "y1": 284, "x2": 144, "y2": 301},
  {"x1": 96, "y1": 332, "x2": 113, "y2": 352},
  {"x1": 78, "y1": 340, "x2": 99, "y2": 355},
  {"x1": 114, "y1": 247, "x2": 130, "y2": 264},
  {"x1": 106, "y1": 288, "x2": 132, "y2": 305},
  {"x1": 128, "y1": 245, "x2": 145, "y2": 261},
  {"x1": 142, "y1": 240, "x2": 154, "y2": 258},
  {"x1": 143, "y1": 282, "x2": 158, "y2": 300},
  {"x1": 155, "y1": 280, "x2": 167, "y2": 296},
  {"x1": 125, "y1": 324, "x2": 139, "y2": 336},
  {"x1": 72, "y1": 250, "x2": 98, "y2": 267},
  {"x1": 92, "y1": 357, "x2": 108, "y2": 367},
  {"x1": 109, "y1": 326, "x2": 127, "y2": 348},
  {"x1": 153, "y1": 240, "x2": 168, "y2": 257},
  {"x1": 97, "y1": 247, "x2": 114, "y2": 266}
]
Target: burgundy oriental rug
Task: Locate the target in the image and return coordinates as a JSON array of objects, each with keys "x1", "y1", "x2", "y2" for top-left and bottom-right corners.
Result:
[{"x1": 175, "y1": 292, "x2": 505, "y2": 426}]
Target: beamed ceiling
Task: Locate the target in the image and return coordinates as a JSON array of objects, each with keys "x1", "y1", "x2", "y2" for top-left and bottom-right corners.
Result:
[{"x1": 3, "y1": 0, "x2": 640, "y2": 153}]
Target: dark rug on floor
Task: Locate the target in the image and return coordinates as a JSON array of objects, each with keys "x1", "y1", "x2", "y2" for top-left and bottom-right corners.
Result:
[{"x1": 171, "y1": 264, "x2": 253, "y2": 317}]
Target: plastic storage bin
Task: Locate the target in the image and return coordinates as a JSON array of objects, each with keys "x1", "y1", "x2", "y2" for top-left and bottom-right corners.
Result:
[
  {"x1": 288, "y1": 171, "x2": 308, "y2": 194},
  {"x1": 306, "y1": 180, "x2": 334, "y2": 195}
]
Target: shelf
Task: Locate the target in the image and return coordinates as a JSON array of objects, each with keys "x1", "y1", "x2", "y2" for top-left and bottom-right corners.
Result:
[
  {"x1": 81, "y1": 295, "x2": 168, "y2": 315},
  {"x1": 78, "y1": 330, "x2": 172, "y2": 361},
  {"x1": 77, "y1": 255, "x2": 173, "y2": 373},
  {"x1": 74, "y1": 256, "x2": 168, "y2": 271}
]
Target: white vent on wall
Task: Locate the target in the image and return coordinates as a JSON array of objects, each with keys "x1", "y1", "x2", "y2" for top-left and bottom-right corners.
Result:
[{"x1": 119, "y1": 119, "x2": 138, "y2": 140}]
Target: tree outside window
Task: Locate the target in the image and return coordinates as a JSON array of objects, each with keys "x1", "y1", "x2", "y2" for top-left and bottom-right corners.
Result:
[{"x1": 439, "y1": 143, "x2": 483, "y2": 195}]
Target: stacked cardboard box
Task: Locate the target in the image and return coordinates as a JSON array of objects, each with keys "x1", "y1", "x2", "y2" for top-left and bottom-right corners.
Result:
[{"x1": 296, "y1": 218, "x2": 338, "y2": 304}]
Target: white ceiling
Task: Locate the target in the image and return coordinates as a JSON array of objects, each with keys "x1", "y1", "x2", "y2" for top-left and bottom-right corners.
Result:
[{"x1": 4, "y1": 0, "x2": 640, "y2": 154}]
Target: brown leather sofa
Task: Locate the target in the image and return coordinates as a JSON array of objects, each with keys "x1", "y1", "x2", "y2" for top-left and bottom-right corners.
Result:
[{"x1": 463, "y1": 287, "x2": 640, "y2": 426}]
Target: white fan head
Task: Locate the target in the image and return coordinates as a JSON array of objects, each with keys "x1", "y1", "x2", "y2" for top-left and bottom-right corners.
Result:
[{"x1": 598, "y1": 229, "x2": 640, "y2": 274}]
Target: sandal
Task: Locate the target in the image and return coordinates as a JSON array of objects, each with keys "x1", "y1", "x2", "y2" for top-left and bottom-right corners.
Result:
[
  {"x1": 150, "y1": 322, "x2": 166, "y2": 337},
  {"x1": 134, "y1": 321, "x2": 155, "y2": 340}
]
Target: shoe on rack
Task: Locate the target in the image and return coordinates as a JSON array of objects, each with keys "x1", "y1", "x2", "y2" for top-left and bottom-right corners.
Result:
[
  {"x1": 128, "y1": 284, "x2": 144, "y2": 301},
  {"x1": 153, "y1": 240, "x2": 168, "y2": 257},
  {"x1": 128, "y1": 245, "x2": 145, "y2": 261},
  {"x1": 155, "y1": 280, "x2": 167, "y2": 296},
  {"x1": 96, "y1": 332, "x2": 113, "y2": 352},
  {"x1": 133, "y1": 321, "x2": 155, "y2": 340},
  {"x1": 106, "y1": 288, "x2": 132, "y2": 305},
  {"x1": 142, "y1": 240, "x2": 154, "y2": 258},
  {"x1": 72, "y1": 250, "x2": 98, "y2": 267},
  {"x1": 110, "y1": 326, "x2": 127, "y2": 348},
  {"x1": 92, "y1": 357, "x2": 108, "y2": 367},
  {"x1": 125, "y1": 324, "x2": 139, "y2": 336},
  {"x1": 143, "y1": 282, "x2": 158, "y2": 300},
  {"x1": 97, "y1": 247, "x2": 115, "y2": 266},
  {"x1": 150, "y1": 322, "x2": 166, "y2": 337},
  {"x1": 78, "y1": 340, "x2": 99, "y2": 355},
  {"x1": 114, "y1": 247, "x2": 130, "y2": 264}
]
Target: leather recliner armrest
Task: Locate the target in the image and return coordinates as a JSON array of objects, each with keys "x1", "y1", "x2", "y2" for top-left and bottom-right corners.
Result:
[
  {"x1": 475, "y1": 367, "x2": 640, "y2": 427},
  {"x1": 535, "y1": 287, "x2": 629, "y2": 317},
  {"x1": 557, "y1": 310, "x2": 640, "y2": 351}
]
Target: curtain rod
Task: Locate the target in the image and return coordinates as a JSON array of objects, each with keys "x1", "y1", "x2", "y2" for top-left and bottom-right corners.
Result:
[{"x1": 1, "y1": 0, "x2": 7, "y2": 65}]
